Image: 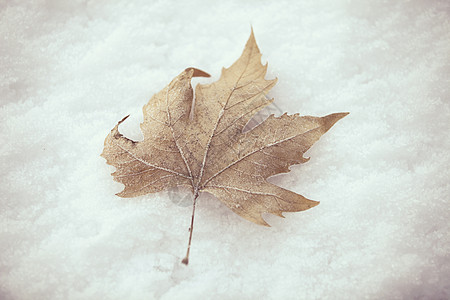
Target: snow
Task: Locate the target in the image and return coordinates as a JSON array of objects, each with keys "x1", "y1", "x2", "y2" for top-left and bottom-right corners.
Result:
[{"x1": 1, "y1": 0, "x2": 449, "y2": 299}]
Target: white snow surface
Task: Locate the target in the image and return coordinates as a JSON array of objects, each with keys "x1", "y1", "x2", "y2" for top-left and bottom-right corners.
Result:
[{"x1": 1, "y1": 0, "x2": 449, "y2": 299}]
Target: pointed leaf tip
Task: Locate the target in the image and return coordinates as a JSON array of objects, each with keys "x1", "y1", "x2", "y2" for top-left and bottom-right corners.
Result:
[
  {"x1": 322, "y1": 112, "x2": 349, "y2": 132},
  {"x1": 121, "y1": 114, "x2": 130, "y2": 121},
  {"x1": 245, "y1": 28, "x2": 260, "y2": 54},
  {"x1": 115, "y1": 115, "x2": 130, "y2": 128}
]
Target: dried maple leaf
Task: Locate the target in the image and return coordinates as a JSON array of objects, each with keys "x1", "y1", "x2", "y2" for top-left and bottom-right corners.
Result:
[{"x1": 101, "y1": 30, "x2": 348, "y2": 264}]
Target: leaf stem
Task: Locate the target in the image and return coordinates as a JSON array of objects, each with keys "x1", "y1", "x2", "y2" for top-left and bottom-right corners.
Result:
[{"x1": 181, "y1": 189, "x2": 199, "y2": 265}]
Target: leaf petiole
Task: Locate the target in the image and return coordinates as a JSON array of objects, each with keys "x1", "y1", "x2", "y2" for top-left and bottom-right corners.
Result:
[{"x1": 181, "y1": 189, "x2": 199, "y2": 265}]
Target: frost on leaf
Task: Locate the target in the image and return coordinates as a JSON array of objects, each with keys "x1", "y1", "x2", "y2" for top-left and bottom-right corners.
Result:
[{"x1": 101, "y1": 30, "x2": 348, "y2": 264}]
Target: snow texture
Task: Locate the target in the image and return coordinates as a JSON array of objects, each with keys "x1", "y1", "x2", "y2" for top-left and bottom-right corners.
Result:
[{"x1": 1, "y1": 0, "x2": 449, "y2": 299}]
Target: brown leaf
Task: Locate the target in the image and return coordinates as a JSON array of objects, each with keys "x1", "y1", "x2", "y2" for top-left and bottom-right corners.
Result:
[{"x1": 101, "y1": 30, "x2": 348, "y2": 264}]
